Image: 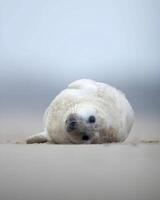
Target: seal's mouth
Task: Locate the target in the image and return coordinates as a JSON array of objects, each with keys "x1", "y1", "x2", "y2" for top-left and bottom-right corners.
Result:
[
  {"x1": 67, "y1": 132, "x2": 92, "y2": 144},
  {"x1": 82, "y1": 134, "x2": 90, "y2": 141}
]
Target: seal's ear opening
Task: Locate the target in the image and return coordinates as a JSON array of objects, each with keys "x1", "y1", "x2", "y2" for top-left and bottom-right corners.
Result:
[{"x1": 26, "y1": 132, "x2": 48, "y2": 144}]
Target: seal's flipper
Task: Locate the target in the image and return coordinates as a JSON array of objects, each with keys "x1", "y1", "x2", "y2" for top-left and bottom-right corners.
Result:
[{"x1": 26, "y1": 132, "x2": 48, "y2": 144}]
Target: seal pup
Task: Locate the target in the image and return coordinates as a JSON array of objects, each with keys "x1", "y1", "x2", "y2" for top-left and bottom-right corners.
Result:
[{"x1": 26, "y1": 79, "x2": 134, "y2": 144}]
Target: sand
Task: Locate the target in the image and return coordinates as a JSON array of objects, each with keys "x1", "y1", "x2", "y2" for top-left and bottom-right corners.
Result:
[
  {"x1": 0, "y1": 114, "x2": 160, "y2": 200},
  {"x1": 0, "y1": 144, "x2": 160, "y2": 200}
]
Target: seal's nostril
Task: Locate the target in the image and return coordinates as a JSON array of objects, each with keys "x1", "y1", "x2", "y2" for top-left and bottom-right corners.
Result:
[
  {"x1": 69, "y1": 121, "x2": 77, "y2": 130},
  {"x1": 82, "y1": 135, "x2": 89, "y2": 141}
]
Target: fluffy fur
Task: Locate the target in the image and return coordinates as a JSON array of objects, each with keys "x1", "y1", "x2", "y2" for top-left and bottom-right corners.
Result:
[{"x1": 26, "y1": 79, "x2": 134, "y2": 144}]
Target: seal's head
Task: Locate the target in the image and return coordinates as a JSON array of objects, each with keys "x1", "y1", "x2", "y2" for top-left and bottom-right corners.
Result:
[{"x1": 65, "y1": 105, "x2": 104, "y2": 143}]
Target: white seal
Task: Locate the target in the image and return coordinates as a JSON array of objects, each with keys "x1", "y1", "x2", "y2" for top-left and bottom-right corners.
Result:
[{"x1": 26, "y1": 79, "x2": 134, "y2": 144}]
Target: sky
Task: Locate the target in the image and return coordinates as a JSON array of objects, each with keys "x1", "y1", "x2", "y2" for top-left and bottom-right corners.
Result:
[{"x1": 0, "y1": 0, "x2": 160, "y2": 114}]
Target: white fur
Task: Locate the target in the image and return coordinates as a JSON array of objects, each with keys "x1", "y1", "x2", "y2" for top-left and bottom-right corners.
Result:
[{"x1": 27, "y1": 79, "x2": 134, "y2": 144}]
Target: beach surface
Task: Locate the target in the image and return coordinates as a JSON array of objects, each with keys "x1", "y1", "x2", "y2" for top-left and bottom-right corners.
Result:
[{"x1": 0, "y1": 115, "x2": 160, "y2": 200}]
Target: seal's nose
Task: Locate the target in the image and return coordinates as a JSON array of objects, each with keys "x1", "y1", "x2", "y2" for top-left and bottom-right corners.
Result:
[
  {"x1": 66, "y1": 113, "x2": 78, "y2": 132},
  {"x1": 69, "y1": 121, "x2": 77, "y2": 131}
]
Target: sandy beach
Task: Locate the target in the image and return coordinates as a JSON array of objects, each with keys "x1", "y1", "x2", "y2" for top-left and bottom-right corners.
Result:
[
  {"x1": 0, "y1": 114, "x2": 160, "y2": 200},
  {"x1": 0, "y1": 143, "x2": 160, "y2": 200}
]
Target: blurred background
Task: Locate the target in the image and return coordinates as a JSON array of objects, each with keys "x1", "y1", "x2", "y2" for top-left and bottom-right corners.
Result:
[{"x1": 0, "y1": 0, "x2": 160, "y2": 142}]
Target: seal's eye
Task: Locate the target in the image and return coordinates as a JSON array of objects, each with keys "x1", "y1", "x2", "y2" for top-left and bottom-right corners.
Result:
[{"x1": 88, "y1": 115, "x2": 96, "y2": 123}]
